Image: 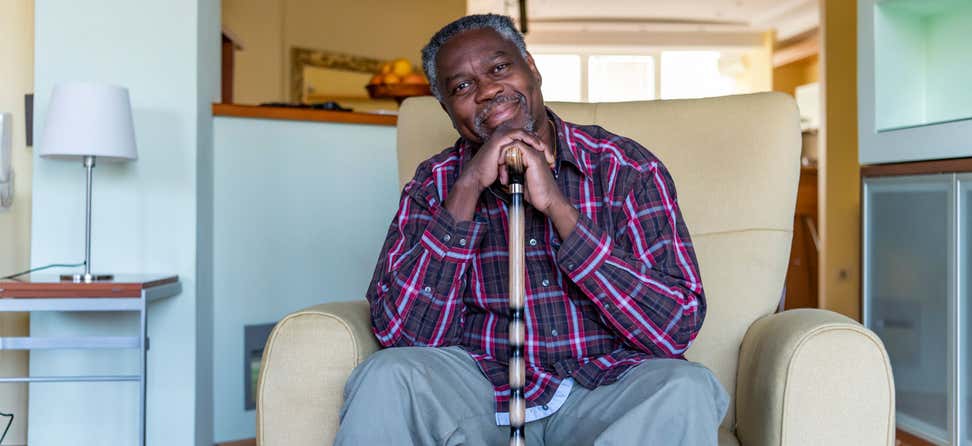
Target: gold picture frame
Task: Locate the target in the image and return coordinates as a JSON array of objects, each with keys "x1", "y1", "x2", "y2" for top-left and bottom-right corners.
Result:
[{"x1": 290, "y1": 47, "x2": 385, "y2": 103}]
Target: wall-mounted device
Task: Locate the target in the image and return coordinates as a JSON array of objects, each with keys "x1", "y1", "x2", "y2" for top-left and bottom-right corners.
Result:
[
  {"x1": 25, "y1": 94, "x2": 33, "y2": 147},
  {"x1": 0, "y1": 112, "x2": 13, "y2": 208}
]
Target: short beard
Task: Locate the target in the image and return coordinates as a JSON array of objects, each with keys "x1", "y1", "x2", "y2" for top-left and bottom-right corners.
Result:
[{"x1": 473, "y1": 93, "x2": 534, "y2": 140}]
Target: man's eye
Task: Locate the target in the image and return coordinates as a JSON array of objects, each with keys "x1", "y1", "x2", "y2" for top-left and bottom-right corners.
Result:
[
  {"x1": 493, "y1": 63, "x2": 510, "y2": 73},
  {"x1": 453, "y1": 81, "x2": 471, "y2": 94}
]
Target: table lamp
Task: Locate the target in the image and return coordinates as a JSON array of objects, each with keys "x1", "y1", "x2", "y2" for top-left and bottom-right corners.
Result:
[{"x1": 39, "y1": 82, "x2": 137, "y2": 282}]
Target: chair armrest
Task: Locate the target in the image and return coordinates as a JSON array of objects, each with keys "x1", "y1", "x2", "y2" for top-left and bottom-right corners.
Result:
[
  {"x1": 735, "y1": 308, "x2": 895, "y2": 446},
  {"x1": 256, "y1": 300, "x2": 378, "y2": 446}
]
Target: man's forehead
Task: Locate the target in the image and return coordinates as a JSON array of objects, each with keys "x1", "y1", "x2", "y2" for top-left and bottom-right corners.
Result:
[{"x1": 438, "y1": 28, "x2": 517, "y2": 63}]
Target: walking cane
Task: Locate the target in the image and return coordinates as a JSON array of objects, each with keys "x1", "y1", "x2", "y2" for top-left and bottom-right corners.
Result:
[{"x1": 504, "y1": 145, "x2": 527, "y2": 446}]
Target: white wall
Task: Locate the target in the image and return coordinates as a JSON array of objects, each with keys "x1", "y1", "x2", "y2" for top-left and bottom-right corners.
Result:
[
  {"x1": 211, "y1": 116, "x2": 398, "y2": 442},
  {"x1": 30, "y1": 1, "x2": 217, "y2": 444},
  {"x1": 0, "y1": 1, "x2": 34, "y2": 444}
]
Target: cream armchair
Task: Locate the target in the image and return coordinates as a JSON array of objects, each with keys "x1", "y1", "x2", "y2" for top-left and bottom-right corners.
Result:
[{"x1": 256, "y1": 93, "x2": 895, "y2": 446}]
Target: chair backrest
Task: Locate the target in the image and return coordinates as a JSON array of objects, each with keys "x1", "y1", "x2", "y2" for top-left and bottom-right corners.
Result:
[{"x1": 397, "y1": 93, "x2": 802, "y2": 428}]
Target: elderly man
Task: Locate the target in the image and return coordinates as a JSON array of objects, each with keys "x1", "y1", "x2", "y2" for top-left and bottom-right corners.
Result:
[{"x1": 336, "y1": 14, "x2": 728, "y2": 446}]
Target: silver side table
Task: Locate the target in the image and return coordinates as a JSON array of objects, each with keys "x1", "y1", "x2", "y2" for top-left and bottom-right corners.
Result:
[{"x1": 0, "y1": 274, "x2": 181, "y2": 446}]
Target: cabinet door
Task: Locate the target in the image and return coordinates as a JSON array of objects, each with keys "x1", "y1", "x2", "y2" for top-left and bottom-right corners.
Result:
[
  {"x1": 864, "y1": 175, "x2": 953, "y2": 443},
  {"x1": 960, "y1": 174, "x2": 972, "y2": 446}
]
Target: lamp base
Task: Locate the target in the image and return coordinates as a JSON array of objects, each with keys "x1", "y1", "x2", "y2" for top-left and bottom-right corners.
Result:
[{"x1": 60, "y1": 273, "x2": 114, "y2": 283}]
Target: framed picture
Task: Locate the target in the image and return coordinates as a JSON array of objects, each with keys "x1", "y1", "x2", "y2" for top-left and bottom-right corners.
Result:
[{"x1": 289, "y1": 47, "x2": 384, "y2": 103}]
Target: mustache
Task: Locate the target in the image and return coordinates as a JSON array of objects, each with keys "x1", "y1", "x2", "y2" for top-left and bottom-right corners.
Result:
[{"x1": 474, "y1": 93, "x2": 527, "y2": 135}]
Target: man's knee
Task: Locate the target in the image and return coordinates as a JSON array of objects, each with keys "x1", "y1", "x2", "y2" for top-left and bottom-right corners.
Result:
[
  {"x1": 657, "y1": 361, "x2": 728, "y2": 419},
  {"x1": 363, "y1": 346, "x2": 440, "y2": 369},
  {"x1": 670, "y1": 362, "x2": 718, "y2": 388},
  {"x1": 342, "y1": 347, "x2": 445, "y2": 418},
  {"x1": 628, "y1": 360, "x2": 726, "y2": 407},
  {"x1": 348, "y1": 347, "x2": 439, "y2": 387}
]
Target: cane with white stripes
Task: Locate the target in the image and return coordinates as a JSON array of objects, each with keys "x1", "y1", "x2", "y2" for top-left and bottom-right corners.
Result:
[{"x1": 504, "y1": 145, "x2": 527, "y2": 446}]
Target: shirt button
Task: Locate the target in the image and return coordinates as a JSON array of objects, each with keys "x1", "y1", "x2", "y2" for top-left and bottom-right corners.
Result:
[
  {"x1": 567, "y1": 263, "x2": 575, "y2": 269},
  {"x1": 541, "y1": 279, "x2": 550, "y2": 287},
  {"x1": 551, "y1": 329, "x2": 558, "y2": 336},
  {"x1": 542, "y1": 404, "x2": 549, "y2": 410},
  {"x1": 459, "y1": 238, "x2": 467, "y2": 246},
  {"x1": 529, "y1": 238, "x2": 538, "y2": 246},
  {"x1": 443, "y1": 234, "x2": 451, "y2": 242},
  {"x1": 423, "y1": 286, "x2": 432, "y2": 294}
]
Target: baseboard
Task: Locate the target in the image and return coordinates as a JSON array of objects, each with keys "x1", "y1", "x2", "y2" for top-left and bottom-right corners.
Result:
[{"x1": 215, "y1": 439, "x2": 256, "y2": 446}]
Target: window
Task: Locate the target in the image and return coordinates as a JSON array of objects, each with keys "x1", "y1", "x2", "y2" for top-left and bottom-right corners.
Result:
[
  {"x1": 532, "y1": 49, "x2": 753, "y2": 103},
  {"x1": 588, "y1": 55, "x2": 655, "y2": 102},
  {"x1": 660, "y1": 51, "x2": 739, "y2": 100},
  {"x1": 532, "y1": 54, "x2": 582, "y2": 102}
]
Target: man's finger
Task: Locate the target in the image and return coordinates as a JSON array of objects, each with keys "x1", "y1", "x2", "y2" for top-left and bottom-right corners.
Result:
[{"x1": 499, "y1": 129, "x2": 542, "y2": 149}]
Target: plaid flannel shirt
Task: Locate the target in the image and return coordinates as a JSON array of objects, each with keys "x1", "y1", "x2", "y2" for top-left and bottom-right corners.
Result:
[{"x1": 366, "y1": 109, "x2": 705, "y2": 424}]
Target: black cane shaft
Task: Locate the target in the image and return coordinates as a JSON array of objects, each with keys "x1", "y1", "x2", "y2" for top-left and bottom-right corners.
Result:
[{"x1": 505, "y1": 146, "x2": 526, "y2": 446}]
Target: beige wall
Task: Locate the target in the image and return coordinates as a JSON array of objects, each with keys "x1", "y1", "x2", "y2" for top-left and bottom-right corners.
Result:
[
  {"x1": 0, "y1": 0, "x2": 33, "y2": 443},
  {"x1": 223, "y1": 0, "x2": 466, "y2": 105},
  {"x1": 774, "y1": 54, "x2": 820, "y2": 96},
  {"x1": 222, "y1": 0, "x2": 285, "y2": 105},
  {"x1": 736, "y1": 31, "x2": 774, "y2": 93},
  {"x1": 819, "y1": 0, "x2": 860, "y2": 321}
]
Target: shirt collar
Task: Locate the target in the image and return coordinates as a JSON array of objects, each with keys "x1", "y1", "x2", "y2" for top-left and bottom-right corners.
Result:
[{"x1": 547, "y1": 108, "x2": 591, "y2": 179}]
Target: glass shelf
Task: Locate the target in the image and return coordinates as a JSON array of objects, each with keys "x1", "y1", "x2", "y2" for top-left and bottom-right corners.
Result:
[{"x1": 873, "y1": 0, "x2": 972, "y2": 131}]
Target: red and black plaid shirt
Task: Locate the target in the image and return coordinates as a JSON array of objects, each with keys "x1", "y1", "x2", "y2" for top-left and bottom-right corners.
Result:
[{"x1": 366, "y1": 109, "x2": 705, "y2": 424}]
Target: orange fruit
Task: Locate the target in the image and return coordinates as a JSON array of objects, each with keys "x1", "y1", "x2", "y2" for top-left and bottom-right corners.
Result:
[
  {"x1": 382, "y1": 73, "x2": 401, "y2": 84},
  {"x1": 368, "y1": 73, "x2": 383, "y2": 85},
  {"x1": 402, "y1": 73, "x2": 427, "y2": 85},
  {"x1": 391, "y1": 58, "x2": 413, "y2": 77},
  {"x1": 379, "y1": 62, "x2": 392, "y2": 75}
]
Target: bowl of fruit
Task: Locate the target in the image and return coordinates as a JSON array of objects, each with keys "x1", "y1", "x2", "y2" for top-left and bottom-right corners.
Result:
[{"x1": 366, "y1": 58, "x2": 432, "y2": 104}]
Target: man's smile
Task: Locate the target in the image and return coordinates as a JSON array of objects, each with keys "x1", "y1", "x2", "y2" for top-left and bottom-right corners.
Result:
[
  {"x1": 484, "y1": 99, "x2": 520, "y2": 127},
  {"x1": 474, "y1": 93, "x2": 530, "y2": 139}
]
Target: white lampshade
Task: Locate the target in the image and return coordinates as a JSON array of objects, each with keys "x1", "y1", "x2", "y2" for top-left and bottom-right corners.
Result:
[{"x1": 40, "y1": 82, "x2": 138, "y2": 161}]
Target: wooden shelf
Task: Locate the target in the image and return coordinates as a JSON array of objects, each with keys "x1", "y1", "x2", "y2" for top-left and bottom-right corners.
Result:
[
  {"x1": 213, "y1": 103, "x2": 397, "y2": 126},
  {"x1": 861, "y1": 157, "x2": 972, "y2": 177},
  {"x1": 0, "y1": 275, "x2": 178, "y2": 298}
]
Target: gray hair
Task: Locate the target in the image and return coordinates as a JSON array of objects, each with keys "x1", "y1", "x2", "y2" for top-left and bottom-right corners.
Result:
[{"x1": 421, "y1": 14, "x2": 528, "y2": 100}]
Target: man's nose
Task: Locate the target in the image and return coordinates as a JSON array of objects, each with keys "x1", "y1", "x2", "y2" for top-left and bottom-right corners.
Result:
[{"x1": 475, "y1": 77, "x2": 503, "y2": 104}]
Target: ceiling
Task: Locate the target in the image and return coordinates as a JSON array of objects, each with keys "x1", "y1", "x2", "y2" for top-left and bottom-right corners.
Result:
[{"x1": 468, "y1": 0, "x2": 819, "y2": 40}]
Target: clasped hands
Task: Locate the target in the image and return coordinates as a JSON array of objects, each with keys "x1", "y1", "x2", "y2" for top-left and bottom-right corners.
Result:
[
  {"x1": 466, "y1": 124, "x2": 563, "y2": 213},
  {"x1": 446, "y1": 123, "x2": 579, "y2": 239}
]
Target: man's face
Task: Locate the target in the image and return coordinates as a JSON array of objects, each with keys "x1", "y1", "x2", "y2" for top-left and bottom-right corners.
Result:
[{"x1": 434, "y1": 28, "x2": 545, "y2": 144}]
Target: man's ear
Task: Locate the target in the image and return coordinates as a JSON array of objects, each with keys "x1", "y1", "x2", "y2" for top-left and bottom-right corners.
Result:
[{"x1": 525, "y1": 51, "x2": 542, "y2": 86}]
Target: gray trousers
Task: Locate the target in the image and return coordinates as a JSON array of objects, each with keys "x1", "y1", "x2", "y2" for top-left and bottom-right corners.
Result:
[{"x1": 336, "y1": 346, "x2": 728, "y2": 446}]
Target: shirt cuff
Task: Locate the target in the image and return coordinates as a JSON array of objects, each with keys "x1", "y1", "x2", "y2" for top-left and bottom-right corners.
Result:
[
  {"x1": 421, "y1": 207, "x2": 486, "y2": 263},
  {"x1": 557, "y1": 213, "x2": 612, "y2": 282}
]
